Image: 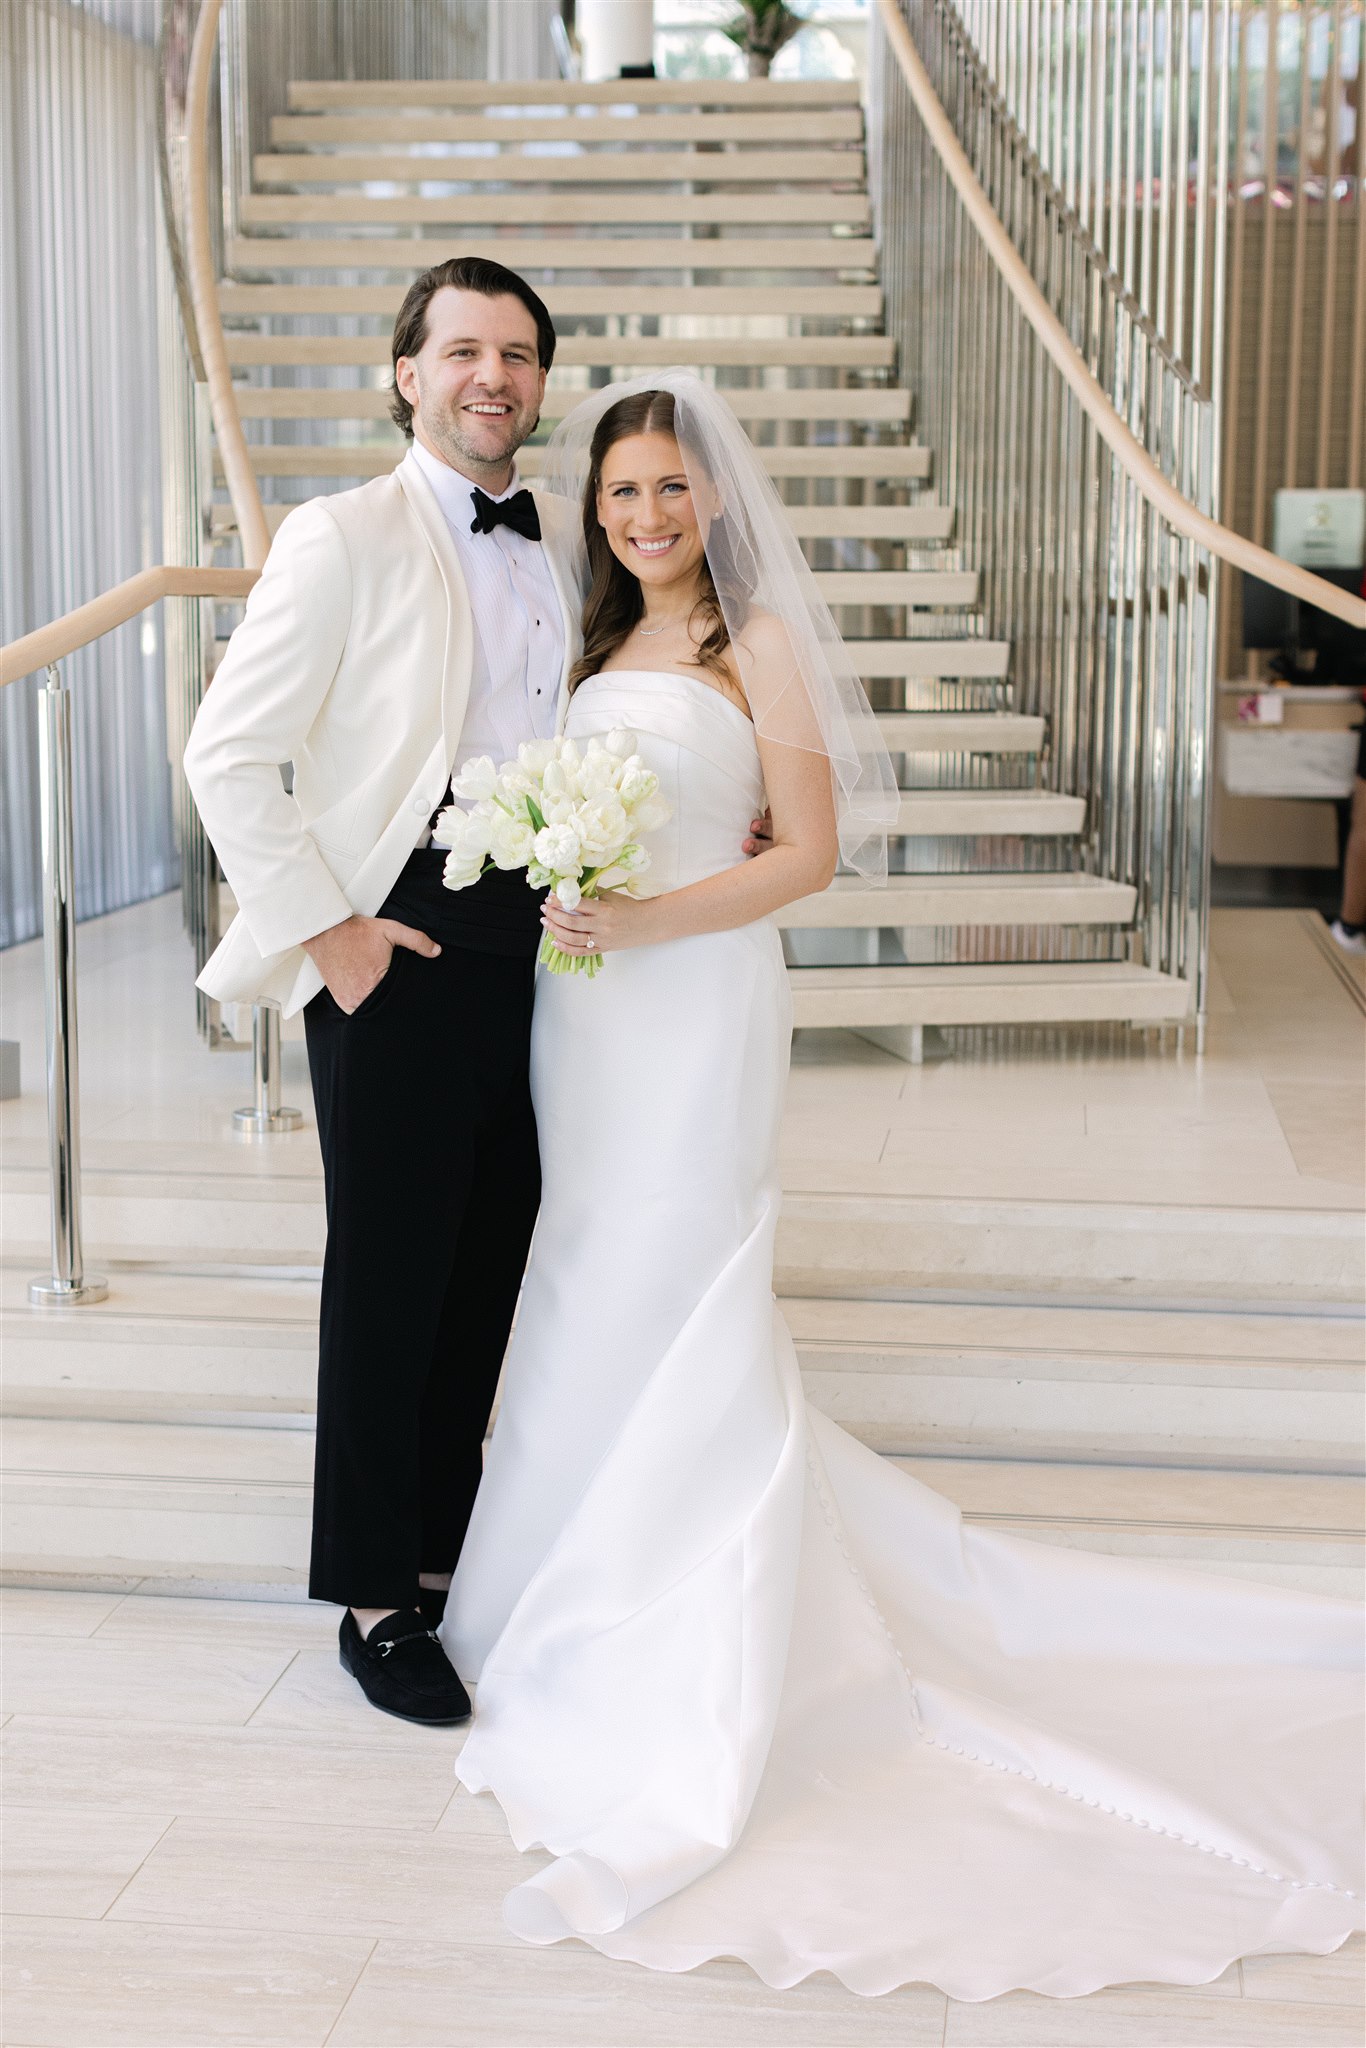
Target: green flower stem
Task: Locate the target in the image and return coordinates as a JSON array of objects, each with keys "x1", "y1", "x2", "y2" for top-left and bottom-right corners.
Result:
[{"x1": 538, "y1": 931, "x2": 603, "y2": 977}]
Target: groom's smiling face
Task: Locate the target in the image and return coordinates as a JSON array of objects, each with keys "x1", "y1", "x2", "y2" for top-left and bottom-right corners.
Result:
[{"x1": 395, "y1": 286, "x2": 546, "y2": 486}]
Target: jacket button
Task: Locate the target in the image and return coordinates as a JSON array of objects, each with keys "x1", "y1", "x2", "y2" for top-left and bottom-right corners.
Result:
[{"x1": 413, "y1": 797, "x2": 429, "y2": 814}]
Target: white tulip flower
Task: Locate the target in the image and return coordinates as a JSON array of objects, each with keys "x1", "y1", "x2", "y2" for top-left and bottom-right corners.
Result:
[
  {"x1": 618, "y1": 761, "x2": 659, "y2": 806},
  {"x1": 605, "y1": 728, "x2": 637, "y2": 759},
  {"x1": 552, "y1": 875, "x2": 582, "y2": 911},
  {"x1": 487, "y1": 810, "x2": 536, "y2": 869},
  {"x1": 442, "y1": 851, "x2": 486, "y2": 892},
  {"x1": 577, "y1": 748, "x2": 619, "y2": 798},
  {"x1": 517, "y1": 737, "x2": 557, "y2": 776},
  {"x1": 451, "y1": 756, "x2": 499, "y2": 802},
  {"x1": 577, "y1": 793, "x2": 630, "y2": 863},
  {"x1": 533, "y1": 821, "x2": 584, "y2": 874}
]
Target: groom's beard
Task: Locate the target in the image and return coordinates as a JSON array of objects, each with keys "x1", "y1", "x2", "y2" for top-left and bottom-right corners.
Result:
[{"x1": 417, "y1": 388, "x2": 541, "y2": 479}]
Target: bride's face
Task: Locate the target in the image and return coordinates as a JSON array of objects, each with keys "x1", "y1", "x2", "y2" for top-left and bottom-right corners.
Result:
[{"x1": 596, "y1": 433, "x2": 710, "y2": 597}]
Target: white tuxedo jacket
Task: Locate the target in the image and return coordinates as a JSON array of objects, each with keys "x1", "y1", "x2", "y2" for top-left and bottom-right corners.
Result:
[{"x1": 184, "y1": 451, "x2": 583, "y2": 1018}]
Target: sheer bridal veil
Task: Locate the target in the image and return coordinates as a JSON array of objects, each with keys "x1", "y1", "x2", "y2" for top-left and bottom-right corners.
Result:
[{"x1": 538, "y1": 369, "x2": 898, "y2": 880}]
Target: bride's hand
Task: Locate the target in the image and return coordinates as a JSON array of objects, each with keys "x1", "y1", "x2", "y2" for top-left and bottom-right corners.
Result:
[{"x1": 541, "y1": 888, "x2": 656, "y2": 956}]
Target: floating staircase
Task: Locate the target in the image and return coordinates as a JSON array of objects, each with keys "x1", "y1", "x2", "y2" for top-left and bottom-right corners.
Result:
[{"x1": 203, "y1": 73, "x2": 1190, "y2": 1056}]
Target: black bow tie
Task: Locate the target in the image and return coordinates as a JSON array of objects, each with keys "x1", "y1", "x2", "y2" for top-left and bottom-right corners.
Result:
[{"x1": 469, "y1": 486, "x2": 541, "y2": 542}]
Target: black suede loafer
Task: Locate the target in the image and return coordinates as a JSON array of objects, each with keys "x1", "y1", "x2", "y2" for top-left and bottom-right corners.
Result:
[{"x1": 338, "y1": 1607, "x2": 471, "y2": 1725}]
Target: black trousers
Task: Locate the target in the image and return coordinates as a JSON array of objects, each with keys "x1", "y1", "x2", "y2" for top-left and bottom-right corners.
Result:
[{"x1": 303, "y1": 850, "x2": 544, "y2": 1608}]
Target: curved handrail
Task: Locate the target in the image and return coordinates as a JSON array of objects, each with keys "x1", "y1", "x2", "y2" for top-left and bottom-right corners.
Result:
[
  {"x1": 0, "y1": 568, "x2": 259, "y2": 688},
  {"x1": 156, "y1": 0, "x2": 206, "y2": 382},
  {"x1": 877, "y1": 0, "x2": 1366, "y2": 633},
  {"x1": 185, "y1": 0, "x2": 271, "y2": 569}
]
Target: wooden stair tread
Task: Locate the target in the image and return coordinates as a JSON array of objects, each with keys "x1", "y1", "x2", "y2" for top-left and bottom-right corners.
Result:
[
  {"x1": 218, "y1": 500, "x2": 951, "y2": 545},
  {"x1": 235, "y1": 192, "x2": 872, "y2": 226},
  {"x1": 285, "y1": 80, "x2": 864, "y2": 110},
  {"x1": 226, "y1": 281, "x2": 882, "y2": 315},
  {"x1": 217, "y1": 444, "x2": 934, "y2": 482},
  {"x1": 225, "y1": 235, "x2": 879, "y2": 273},
  {"x1": 260, "y1": 112, "x2": 864, "y2": 154},
  {"x1": 241, "y1": 150, "x2": 864, "y2": 189},
  {"x1": 230, "y1": 384, "x2": 905, "y2": 424},
  {"x1": 222, "y1": 334, "x2": 896, "y2": 371}
]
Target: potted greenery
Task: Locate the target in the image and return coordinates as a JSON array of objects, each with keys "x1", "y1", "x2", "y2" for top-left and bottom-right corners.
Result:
[{"x1": 723, "y1": 0, "x2": 806, "y2": 79}]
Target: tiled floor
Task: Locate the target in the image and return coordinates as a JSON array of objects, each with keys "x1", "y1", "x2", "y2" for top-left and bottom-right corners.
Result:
[
  {"x1": 2, "y1": 1585, "x2": 1361, "y2": 2048},
  {"x1": 2, "y1": 894, "x2": 1363, "y2": 2042},
  {"x1": 1, "y1": 893, "x2": 1363, "y2": 1217}
]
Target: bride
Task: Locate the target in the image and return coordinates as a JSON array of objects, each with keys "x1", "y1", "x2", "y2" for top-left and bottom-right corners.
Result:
[{"x1": 440, "y1": 370, "x2": 1363, "y2": 2000}]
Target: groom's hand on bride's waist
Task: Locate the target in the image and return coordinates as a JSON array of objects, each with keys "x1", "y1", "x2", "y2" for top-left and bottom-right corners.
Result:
[
  {"x1": 742, "y1": 810, "x2": 775, "y2": 857},
  {"x1": 302, "y1": 914, "x2": 441, "y2": 1014}
]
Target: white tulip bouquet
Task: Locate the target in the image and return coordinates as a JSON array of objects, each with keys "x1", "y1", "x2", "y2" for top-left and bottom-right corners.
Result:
[{"x1": 433, "y1": 731, "x2": 672, "y2": 977}]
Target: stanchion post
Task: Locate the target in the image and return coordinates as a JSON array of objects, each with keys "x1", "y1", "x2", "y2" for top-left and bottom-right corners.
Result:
[
  {"x1": 232, "y1": 1000, "x2": 302, "y2": 1136},
  {"x1": 29, "y1": 664, "x2": 107, "y2": 1308}
]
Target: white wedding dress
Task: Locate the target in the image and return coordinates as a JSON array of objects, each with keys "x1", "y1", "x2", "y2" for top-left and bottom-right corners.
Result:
[{"x1": 442, "y1": 668, "x2": 1364, "y2": 2001}]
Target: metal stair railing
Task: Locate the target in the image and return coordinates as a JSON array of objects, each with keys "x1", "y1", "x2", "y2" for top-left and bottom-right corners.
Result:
[{"x1": 870, "y1": 0, "x2": 1365, "y2": 1039}]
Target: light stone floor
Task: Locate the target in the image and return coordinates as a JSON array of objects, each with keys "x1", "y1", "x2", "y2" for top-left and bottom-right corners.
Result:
[
  {"x1": 2, "y1": 893, "x2": 1364, "y2": 2044},
  {"x1": 2, "y1": 1583, "x2": 1363, "y2": 2048},
  {"x1": 0, "y1": 889, "x2": 1362, "y2": 1213}
]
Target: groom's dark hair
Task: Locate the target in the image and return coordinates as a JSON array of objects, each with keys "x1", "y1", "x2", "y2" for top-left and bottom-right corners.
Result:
[{"x1": 388, "y1": 257, "x2": 557, "y2": 436}]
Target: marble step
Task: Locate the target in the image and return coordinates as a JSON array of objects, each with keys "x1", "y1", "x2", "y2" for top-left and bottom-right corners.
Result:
[
  {"x1": 789, "y1": 1293, "x2": 1365, "y2": 1471},
  {"x1": 6, "y1": 1271, "x2": 1360, "y2": 1476},
  {"x1": 788, "y1": 961, "x2": 1189, "y2": 1031},
  {"x1": 777, "y1": 871, "x2": 1136, "y2": 930},
  {"x1": 5, "y1": 1177, "x2": 1359, "y2": 1304},
  {"x1": 775, "y1": 1189, "x2": 1366, "y2": 1305},
  {"x1": 878, "y1": 709, "x2": 1036, "y2": 745},
  {"x1": 5, "y1": 1415, "x2": 1357, "y2": 1599},
  {"x1": 283, "y1": 80, "x2": 865, "y2": 110},
  {"x1": 891, "y1": 791, "x2": 1083, "y2": 835}
]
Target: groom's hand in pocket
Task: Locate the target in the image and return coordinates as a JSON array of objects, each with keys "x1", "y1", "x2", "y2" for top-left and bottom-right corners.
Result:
[{"x1": 303, "y1": 914, "x2": 441, "y2": 1015}]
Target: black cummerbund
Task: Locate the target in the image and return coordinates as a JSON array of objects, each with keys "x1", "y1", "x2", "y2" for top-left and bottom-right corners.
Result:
[{"x1": 378, "y1": 847, "x2": 547, "y2": 959}]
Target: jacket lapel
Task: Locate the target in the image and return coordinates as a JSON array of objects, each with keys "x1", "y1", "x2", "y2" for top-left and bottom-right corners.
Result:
[{"x1": 395, "y1": 450, "x2": 474, "y2": 767}]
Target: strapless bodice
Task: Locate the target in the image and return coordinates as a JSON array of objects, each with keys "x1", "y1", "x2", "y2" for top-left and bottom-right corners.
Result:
[{"x1": 565, "y1": 670, "x2": 765, "y2": 893}]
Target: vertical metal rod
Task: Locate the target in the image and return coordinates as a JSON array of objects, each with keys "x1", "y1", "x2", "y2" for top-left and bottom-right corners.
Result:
[
  {"x1": 233, "y1": 1001, "x2": 303, "y2": 1136},
  {"x1": 1315, "y1": 0, "x2": 1345, "y2": 487},
  {"x1": 29, "y1": 664, "x2": 107, "y2": 1309}
]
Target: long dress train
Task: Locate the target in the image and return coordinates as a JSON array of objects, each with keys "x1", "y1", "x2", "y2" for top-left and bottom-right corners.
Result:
[{"x1": 441, "y1": 669, "x2": 1363, "y2": 2001}]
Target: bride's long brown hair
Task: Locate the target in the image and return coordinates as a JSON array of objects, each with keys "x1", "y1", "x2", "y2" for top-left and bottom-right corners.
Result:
[{"x1": 568, "y1": 389, "x2": 732, "y2": 694}]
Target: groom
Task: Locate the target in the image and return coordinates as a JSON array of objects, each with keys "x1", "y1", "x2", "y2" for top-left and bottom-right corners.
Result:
[{"x1": 185, "y1": 258, "x2": 582, "y2": 1724}]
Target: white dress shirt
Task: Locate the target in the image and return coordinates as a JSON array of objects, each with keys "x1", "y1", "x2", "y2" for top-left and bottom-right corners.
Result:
[{"x1": 409, "y1": 437, "x2": 565, "y2": 844}]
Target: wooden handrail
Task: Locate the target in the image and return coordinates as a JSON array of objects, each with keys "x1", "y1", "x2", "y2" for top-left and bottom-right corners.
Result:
[
  {"x1": 877, "y1": 0, "x2": 1366, "y2": 633},
  {"x1": 186, "y1": 0, "x2": 271, "y2": 569},
  {"x1": 0, "y1": 568, "x2": 259, "y2": 688}
]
